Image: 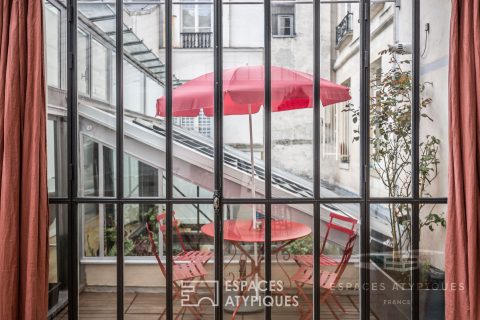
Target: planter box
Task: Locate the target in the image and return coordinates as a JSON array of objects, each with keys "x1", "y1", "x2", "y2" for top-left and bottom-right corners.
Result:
[
  {"x1": 48, "y1": 283, "x2": 61, "y2": 310},
  {"x1": 370, "y1": 261, "x2": 411, "y2": 319},
  {"x1": 370, "y1": 261, "x2": 445, "y2": 320}
]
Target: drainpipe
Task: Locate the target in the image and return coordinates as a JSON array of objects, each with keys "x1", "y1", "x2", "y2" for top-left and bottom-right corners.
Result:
[{"x1": 394, "y1": 0, "x2": 401, "y2": 43}]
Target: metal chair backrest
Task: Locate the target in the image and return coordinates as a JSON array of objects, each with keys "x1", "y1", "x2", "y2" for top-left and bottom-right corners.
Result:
[
  {"x1": 320, "y1": 212, "x2": 358, "y2": 255},
  {"x1": 332, "y1": 232, "x2": 358, "y2": 286},
  {"x1": 157, "y1": 211, "x2": 187, "y2": 252},
  {"x1": 146, "y1": 222, "x2": 167, "y2": 277}
]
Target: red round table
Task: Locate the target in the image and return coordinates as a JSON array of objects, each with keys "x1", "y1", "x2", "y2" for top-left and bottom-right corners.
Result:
[
  {"x1": 201, "y1": 219, "x2": 312, "y2": 243},
  {"x1": 201, "y1": 219, "x2": 311, "y2": 318}
]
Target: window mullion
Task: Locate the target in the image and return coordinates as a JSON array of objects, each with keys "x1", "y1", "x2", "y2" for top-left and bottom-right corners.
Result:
[{"x1": 359, "y1": 1, "x2": 371, "y2": 320}]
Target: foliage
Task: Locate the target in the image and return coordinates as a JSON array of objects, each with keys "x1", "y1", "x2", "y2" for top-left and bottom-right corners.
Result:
[
  {"x1": 284, "y1": 235, "x2": 313, "y2": 255},
  {"x1": 343, "y1": 49, "x2": 445, "y2": 259},
  {"x1": 104, "y1": 206, "x2": 163, "y2": 257}
]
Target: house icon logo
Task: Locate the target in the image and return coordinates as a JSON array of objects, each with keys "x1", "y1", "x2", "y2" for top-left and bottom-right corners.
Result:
[{"x1": 180, "y1": 280, "x2": 219, "y2": 307}]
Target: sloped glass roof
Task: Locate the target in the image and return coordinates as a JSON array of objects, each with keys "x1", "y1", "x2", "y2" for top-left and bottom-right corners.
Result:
[{"x1": 78, "y1": 2, "x2": 172, "y2": 82}]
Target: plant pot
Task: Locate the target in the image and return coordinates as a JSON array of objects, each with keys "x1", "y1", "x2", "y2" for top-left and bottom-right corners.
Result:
[
  {"x1": 370, "y1": 260, "x2": 410, "y2": 320},
  {"x1": 419, "y1": 266, "x2": 445, "y2": 320},
  {"x1": 370, "y1": 260, "x2": 445, "y2": 320},
  {"x1": 48, "y1": 283, "x2": 61, "y2": 310},
  {"x1": 419, "y1": 289, "x2": 445, "y2": 320}
]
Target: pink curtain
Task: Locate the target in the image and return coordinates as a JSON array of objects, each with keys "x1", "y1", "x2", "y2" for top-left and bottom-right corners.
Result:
[
  {"x1": 0, "y1": 0, "x2": 49, "y2": 319},
  {"x1": 445, "y1": 0, "x2": 480, "y2": 319}
]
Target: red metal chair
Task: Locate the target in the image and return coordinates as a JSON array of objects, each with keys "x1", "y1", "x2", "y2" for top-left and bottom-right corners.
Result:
[
  {"x1": 146, "y1": 223, "x2": 212, "y2": 319},
  {"x1": 157, "y1": 212, "x2": 213, "y2": 264},
  {"x1": 292, "y1": 232, "x2": 358, "y2": 320},
  {"x1": 294, "y1": 212, "x2": 357, "y2": 268}
]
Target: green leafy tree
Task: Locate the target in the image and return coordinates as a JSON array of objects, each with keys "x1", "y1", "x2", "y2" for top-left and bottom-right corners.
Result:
[{"x1": 344, "y1": 49, "x2": 445, "y2": 261}]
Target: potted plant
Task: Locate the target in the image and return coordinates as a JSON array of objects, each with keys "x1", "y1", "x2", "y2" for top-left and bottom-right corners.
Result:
[
  {"x1": 104, "y1": 206, "x2": 162, "y2": 257},
  {"x1": 344, "y1": 49, "x2": 446, "y2": 318},
  {"x1": 283, "y1": 234, "x2": 313, "y2": 256}
]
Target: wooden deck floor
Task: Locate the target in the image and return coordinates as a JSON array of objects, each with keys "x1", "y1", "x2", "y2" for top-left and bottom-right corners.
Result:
[{"x1": 53, "y1": 291, "x2": 376, "y2": 319}]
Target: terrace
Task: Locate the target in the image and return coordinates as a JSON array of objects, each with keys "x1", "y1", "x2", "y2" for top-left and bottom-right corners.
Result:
[{"x1": 54, "y1": 292, "x2": 375, "y2": 319}]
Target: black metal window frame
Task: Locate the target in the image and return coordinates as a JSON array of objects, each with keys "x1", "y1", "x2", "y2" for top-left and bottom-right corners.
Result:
[{"x1": 47, "y1": 0, "x2": 449, "y2": 319}]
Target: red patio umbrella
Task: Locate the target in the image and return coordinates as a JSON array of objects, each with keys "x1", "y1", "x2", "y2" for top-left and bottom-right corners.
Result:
[{"x1": 156, "y1": 65, "x2": 351, "y2": 117}]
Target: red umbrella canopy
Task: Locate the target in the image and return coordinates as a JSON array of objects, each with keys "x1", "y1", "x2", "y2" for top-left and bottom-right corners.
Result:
[{"x1": 156, "y1": 65, "x2": 351, "y2": 117}]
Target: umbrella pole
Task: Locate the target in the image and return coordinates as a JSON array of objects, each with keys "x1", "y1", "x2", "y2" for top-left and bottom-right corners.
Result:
[
  {"x1": 248, "y1": 104, "x2": 257, "y2": 222},
  {"x1": 248, "y1": 104, "x2": 260, "y2": 297}
]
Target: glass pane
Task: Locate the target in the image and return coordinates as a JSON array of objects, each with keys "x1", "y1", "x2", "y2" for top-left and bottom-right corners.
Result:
[
  {"x1": 123, "y1": 204, "x2": 167, "y2": 317},
  {"x1": 146, "y1": 76, "x2": 164, "y2": 116},
  {"x1": 45, "y1": 0, "x2": 68, "y2": 199},
  {"x1": 49, "y1": 204, "x2": 69, "y2": 317},
  {"x1": 223, "y1": 204, "x2": 265, "y2": 319},
  {"x1": 419, "y1": 1, "x2": 450, "y2": 198},
  {"x1": 79, "y1": 138, "x2": 117, "y2": 199},
  {"x1": 173, "y1": 175, "x2": 211, "y2": 198},
  {"x1": 169, "y1": 1, "x2": 214, "y2": 198},
  {"x1": 198, "y1": 5, "x2": 212, "y2": 31},
  {"x1": 47, "y1": 119, "x2": 68, "y2": 198},
  {"x1": 76, "y1": 1, "x2": 117, "y2": 202},
  {"x1": 370, "y1": 203, "x2": 412, "y2": 319},
  {"x1": 271, "y1": 1, "x2": 313, "y2": 199},
  {"x1": 172, "y1": 204, "x2": 215, "y2": 317},
  {"x1": 79, "y1": 204, "x2": 117, "y2": 317},
  {"x1": 47, "y1": 120, "x2": 56, "y2": 194},
  {"x1": 124, "y1": 154, "x2": 159, "y2": 198},
  {"x1": 320, "y1": 2, "x2": 360, "y2": 197},
  {"x1": 419, "y1": 203, "x2": 446, "y2": 320},
  {"x1": 80, "y1": 203, "x2": 117, "y2": 257},
  {"x1": 77, "y1": 2, "x2": 117, "y2": 193},
  {"x1": 111, "y1": 52, "x2": 117, "y2": 106},
  {"x1": 122, "y1": 2, "x2": 165, "y2": 198},
  {"x1": 265, "y1": 203, "x2": 362, "y2": 319},
  {"x1": 123, "y1": 61, "x2": 144, "y2": 113},
  {"x1": 369, "y1": 2, "x2": 412, "y2": 198},
  {"x1": 45, "y1": 3, "x2": 60, "y2": 88},
  {"x1": 81, "y1": 136, "x2": 99, "y2": 197},
  {"x1": 78, "y1": 29, "x2": 89, "y2": 95},
  {"x1": 223, "y1": 1, "x2": 265, "y2": 198},
  {"x1": 271, "y1": 204, "x2": 313, "y2": 318},
  {"x1": 91, "y1": 39, "x2": 109, "y2": 101},
  {"x1": 319, "y1": 203, "x2": 361, "y2": 319}
]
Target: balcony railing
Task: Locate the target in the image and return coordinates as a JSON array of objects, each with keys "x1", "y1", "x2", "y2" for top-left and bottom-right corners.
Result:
[
  {"x1": 336, "y1": 13, "x2": 353, "y2": 46},
  {"x1": 180, "y1": 32, "x2": 212, "y2": 49}
]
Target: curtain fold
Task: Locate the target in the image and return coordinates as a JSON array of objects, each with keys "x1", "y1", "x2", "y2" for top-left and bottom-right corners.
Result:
[
  {"x1": 0, "y1": 0, "x2": 49, "y2": 319},
  {"x1": 445, "y1": 0, "x2": 480, "y2": 319}
]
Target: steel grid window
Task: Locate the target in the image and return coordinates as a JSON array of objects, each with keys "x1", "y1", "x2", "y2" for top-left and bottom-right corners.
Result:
[{"x1": 44, "y1": 0, "x2": 449, "y2": 319}]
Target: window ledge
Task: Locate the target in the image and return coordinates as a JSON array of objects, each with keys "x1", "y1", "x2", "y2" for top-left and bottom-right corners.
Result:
[
  {"x1": 272, "y1": 34, "x2": 296, "y2": 38},
  {"x1": 339, "y1": 161, "x2": 350, "y2": 170}
]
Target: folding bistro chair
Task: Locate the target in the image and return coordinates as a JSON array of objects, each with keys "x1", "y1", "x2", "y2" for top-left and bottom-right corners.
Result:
[
  {"x1": 157, "y1": 212, "x2": 213, "y2": 265},
  {"x1": 294, "y1": 212, "x2": 357, "y2": 268},
  {"x1": 292, "y1": 232, "x2": 358, "y2": 320},
  {"x1": 146, "y1": 223, "x2": 212, "y2": 319}
]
